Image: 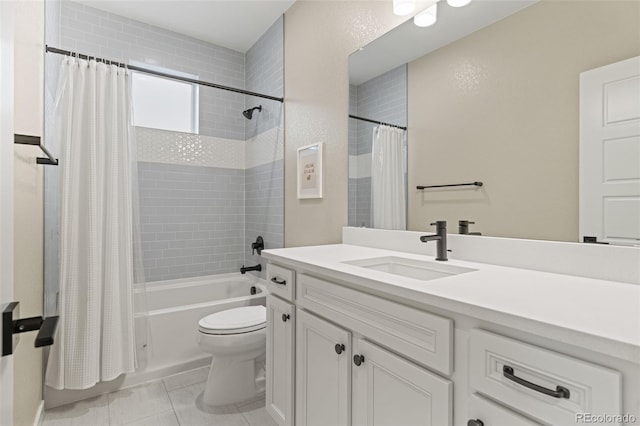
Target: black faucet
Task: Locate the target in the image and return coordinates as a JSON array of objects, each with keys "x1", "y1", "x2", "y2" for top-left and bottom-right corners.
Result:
[
  {"x1": 458, "y1": 220, "x2": 482, "y2": 236},
  {"x1": 240, "y1": 264, "x2": 262, "y2": 274},
  {"x1": 420, "y1": 221, "x2": 448, "y2": 261}
]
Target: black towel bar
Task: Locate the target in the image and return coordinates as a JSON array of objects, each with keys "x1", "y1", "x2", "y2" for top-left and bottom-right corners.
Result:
[
  {"x1": 2, "y1": 301, "x2": 59, "y2": 356},
  {"x1": 14, "y1": 134, "x2": 58, "y2": 166},
  {"x1": 417, "y1": 181, "x2": 483, "y2": 190}
]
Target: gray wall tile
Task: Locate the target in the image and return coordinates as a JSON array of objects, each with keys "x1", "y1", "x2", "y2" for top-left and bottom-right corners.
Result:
[
  {"x1": 45, "y1": 4, "x2": 284, "y2": 289},
  {"x1": 245, "y1": 16, "x2": 284, "y2": 139},
  {"x1": 138, "y1": 162, "x2": 245, "y2": 281},
  {"x1": 59, "y1": 1, "x2": 246, "y2": 141},
  {"x1": 244, "y1": 160, "x2": 284, "y2": 277},
  {"x1": 354, "y1": 64, "x2": 407, "y2": 156}
]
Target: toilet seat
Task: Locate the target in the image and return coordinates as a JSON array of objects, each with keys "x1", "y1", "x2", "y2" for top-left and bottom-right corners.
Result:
[{"x1": 199, "y1": 305, "x2": 266, "y2": 335}]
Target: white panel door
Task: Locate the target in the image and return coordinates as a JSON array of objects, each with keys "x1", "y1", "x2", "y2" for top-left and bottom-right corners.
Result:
[
  {"x1": 266, "y1": 295, "x2": 295, "y2": 426},
  {"x1": 296, "y1": 309, "x2": 351, "y2": 426},
  {"x1": 580, "y1": 56, "x2": 640, "y2": 245},
  {"x1": 0, "y1": 1, "x2": 15, "y2": 425},
  {"x1": 352, "y1": 339, "x2": 452, "y2": 426}
]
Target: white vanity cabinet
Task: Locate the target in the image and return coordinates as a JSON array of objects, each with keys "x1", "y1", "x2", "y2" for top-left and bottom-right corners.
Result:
[
  {"x1": 352, "y1": 339, "x2": 452, "y2": 426},
  {"x1": 294, "y1": 309, "x2": 452, "y2": 426},
  {"x1": 265, "y1": 256, "x2": 634, "y2": 426},
  {"x1": 296, "y1": 309, "x2": 351, "y2": 426},
  {"x1": 467, "y1": 394, "x2": 540, "y2": 426},
  {"x1": 266, "y1": 294, "x2": 295, "y2": 426},
  {"x1": 469, "y1": 330, "x2": 622, "y2": 426},
  {"x1": 266, "y1": 263, "x2": 454, "y2": 426}
]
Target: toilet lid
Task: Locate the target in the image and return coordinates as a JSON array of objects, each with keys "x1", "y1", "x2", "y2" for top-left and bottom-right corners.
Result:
[{"x1": 199, "y1": 306, "x2": 266, "y2": 335}]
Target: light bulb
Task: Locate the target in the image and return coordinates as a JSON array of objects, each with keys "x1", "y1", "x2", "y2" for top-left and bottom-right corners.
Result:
[
  {"x1": 393, "y1": 0, "x2": 416, "y2": 16},
  {"x1": 414, "y1": 3, "x2": 438, "y2": 27},
  {"x1": 447, "y1": 0, "x2": 472, "y2": 7}
]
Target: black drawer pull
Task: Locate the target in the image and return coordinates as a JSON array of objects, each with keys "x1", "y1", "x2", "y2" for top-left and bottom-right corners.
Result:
[
  {"x1": 271, "y1": 277, "x2": 286, "y2": 286},
  {"x1": 335, "y1": 344, "x2": 345, "y2": 355},
  {"x1": 282, "y1": 314, "x2": 290, "y2": 322},
  {"x1": 467, "y1": 420, "x2": 484, "y2": 426},
  {"x1": 503, "y1": 365, "x2": 570, "y2": 399}
]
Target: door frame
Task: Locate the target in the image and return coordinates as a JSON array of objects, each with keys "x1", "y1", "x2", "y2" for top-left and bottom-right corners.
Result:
[{"x1": 0, "y1": 0, "x2": 15, "y2": 425}]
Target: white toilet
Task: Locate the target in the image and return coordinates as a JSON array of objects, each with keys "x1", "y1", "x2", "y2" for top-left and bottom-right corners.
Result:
[{"x1": 196, "y1": 305, "x2": 266, "y2": 406}]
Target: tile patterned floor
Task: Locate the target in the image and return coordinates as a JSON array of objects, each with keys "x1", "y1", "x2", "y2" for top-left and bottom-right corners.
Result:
[{"x1": 42, "y1": 367, "x2": 277, "y2": 426}]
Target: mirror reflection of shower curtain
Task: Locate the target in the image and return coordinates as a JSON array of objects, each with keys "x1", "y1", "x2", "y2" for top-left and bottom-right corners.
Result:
[
  {"x1": 45, "y1": 57, "x2": 148, "y2": 390},
  {"x1": 371, "y1": 125, "x2": 407, "y2": 230}
]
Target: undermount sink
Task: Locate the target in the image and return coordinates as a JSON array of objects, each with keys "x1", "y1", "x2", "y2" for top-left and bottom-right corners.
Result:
[{"x1": 343, "y1": 256, "x2": 477, "y2": 281}]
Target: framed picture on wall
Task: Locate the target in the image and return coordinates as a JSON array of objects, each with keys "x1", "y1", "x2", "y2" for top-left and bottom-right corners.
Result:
[{"x1": 297, "y1": 143, "x2": 323, "y2": 199}]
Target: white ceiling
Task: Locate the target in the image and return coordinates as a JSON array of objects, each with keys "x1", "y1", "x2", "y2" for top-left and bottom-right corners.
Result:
[
  {"x1": 349, "y1": 0, "x2": 538, "y2": 85},
  {"x1": 74, "y1": 0, "x2": 296, "y2": 53}
]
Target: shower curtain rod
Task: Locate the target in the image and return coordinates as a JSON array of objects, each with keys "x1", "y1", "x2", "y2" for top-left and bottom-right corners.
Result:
[
  {"x1": 46, "y1": 45, "x2": 284, "y2": 103},
  {"x1": 349, "y1": 114, "x2": 407, "y2": 131}
]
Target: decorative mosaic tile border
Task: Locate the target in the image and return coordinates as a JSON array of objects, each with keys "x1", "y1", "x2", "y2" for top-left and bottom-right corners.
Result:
[{"x1": 135, "y1": 126, "x2": 283, "y2": 170}]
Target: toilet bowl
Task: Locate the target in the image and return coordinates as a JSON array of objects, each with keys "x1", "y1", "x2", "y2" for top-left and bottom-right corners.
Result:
[{"x1": 197, "y1": 305, "x2": 266, "y2": 406}]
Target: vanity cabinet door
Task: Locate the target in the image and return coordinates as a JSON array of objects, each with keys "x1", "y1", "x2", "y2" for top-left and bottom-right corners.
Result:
[
  {"x1": 296, "y1": 309, "x2": 351, "y2": 426},
  {"x1": 266, "y1": 295, "x2": 295, "y2": 426},
  {"x1": 352, "y1": 339, "x2": 453, "y2": 426}
]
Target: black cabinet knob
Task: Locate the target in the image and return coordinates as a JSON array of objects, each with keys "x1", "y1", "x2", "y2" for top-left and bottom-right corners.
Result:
[
  {"x1": 282, "y1": 314, "x2": 290, "y2": 322},
  {"x1": 335, "y1": 344, "x2": 345, "y2": 355},
  {"x1": 353, "y1": 354, "x2": 365, "y2": 366},
  {"x1": 467, "y1": 419, "x2": 484, "y2": 426}
]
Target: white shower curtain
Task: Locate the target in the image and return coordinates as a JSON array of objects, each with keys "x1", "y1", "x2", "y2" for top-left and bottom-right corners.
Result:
[
  {"x1": 46, "y1": 58, "x2": 140, "y2": 390},
  {"x1": 371, "y1": 125, "x2": 407, "y2": 230}
]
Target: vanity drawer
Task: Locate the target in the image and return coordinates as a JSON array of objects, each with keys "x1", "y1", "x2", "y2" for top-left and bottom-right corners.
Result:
[
  {"x1": 470, "y1": 329, "x2": 622, "y2": 426},
  {"x1": 266, "y1": 264, "x2": 295, "y2": 301},
  {"x1": 297, "y1": 273, "x2": 453, "y2": 375},
  {"x1": 468, "y1": 393, "x2": 540, "y2": 426}
]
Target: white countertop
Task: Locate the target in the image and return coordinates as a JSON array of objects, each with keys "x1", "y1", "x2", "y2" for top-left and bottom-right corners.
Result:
[{"x1": 262, "y1": 244, "x2": 640, "y2": 363}]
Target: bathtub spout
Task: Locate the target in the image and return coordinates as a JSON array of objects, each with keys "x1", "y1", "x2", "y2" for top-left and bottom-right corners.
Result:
[{"x1": 240, "y1": 264, "x2": 262, "y2": 274}]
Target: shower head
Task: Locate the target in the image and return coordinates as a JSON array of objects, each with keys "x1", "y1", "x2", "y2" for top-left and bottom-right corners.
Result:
[{"x1": 242, "y1": 105, "x2": 262, "y2": 120}]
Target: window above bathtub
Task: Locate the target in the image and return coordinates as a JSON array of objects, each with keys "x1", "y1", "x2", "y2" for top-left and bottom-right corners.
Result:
[{"x1": 131, "y1": 62, "x2": 199, "y2": 134}]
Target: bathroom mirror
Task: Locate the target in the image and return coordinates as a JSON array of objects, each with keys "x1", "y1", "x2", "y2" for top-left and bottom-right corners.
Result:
[
  {"x1": 348, "y1": 64, "x2": 408, "y2": 230},
  {"x1": 348, "y1": 0, "x2": 640, "y2": 244}
]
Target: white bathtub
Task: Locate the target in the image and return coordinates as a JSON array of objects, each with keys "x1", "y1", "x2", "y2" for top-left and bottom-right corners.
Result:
[
  {"x1": 45, "y1": 273, "x2": 266, "y2": 408},
  {"x1": 138, "y1": 273, "x2": 266, "y2": 373}
]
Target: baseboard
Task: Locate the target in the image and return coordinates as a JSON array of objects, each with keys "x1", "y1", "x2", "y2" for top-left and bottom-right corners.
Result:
[{"x1": 33, "y1": 400, "x2": 44, "y2": 426}]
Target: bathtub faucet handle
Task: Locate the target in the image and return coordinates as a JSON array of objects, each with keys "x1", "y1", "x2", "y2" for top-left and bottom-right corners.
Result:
[
  {"x1": 240, "y1": 264, "x2": 262, "y2": 274},
  {"x1": 251, "y1": 236, "x2": 265, "y2": 255}
]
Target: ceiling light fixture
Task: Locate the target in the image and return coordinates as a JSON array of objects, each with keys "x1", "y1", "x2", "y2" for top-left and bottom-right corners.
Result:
[
  {"x1": 447, "y1": 0, "x2": 472, "y2": 8},
  {"x1": 414, "y1": 3, "x2": 438, "y2": 27},
  {"x1": 393, "y1": 0, "x2": 417, "y2": 16}
]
